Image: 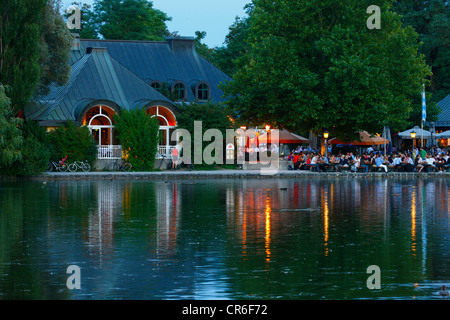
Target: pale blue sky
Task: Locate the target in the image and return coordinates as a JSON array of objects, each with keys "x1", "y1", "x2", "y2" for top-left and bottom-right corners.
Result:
[{"x1": 62, "y1": 0, "x2": 250, "y2": 47}]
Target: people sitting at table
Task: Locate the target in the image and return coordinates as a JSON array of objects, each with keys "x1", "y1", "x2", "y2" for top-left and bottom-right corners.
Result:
[
  {"x1": 355, "y1": 155, "x2": 368, "y2": 172},
  {"x1": 415, "y1": 154, "x2": 424, "y2": 172},
  {"x1": 435, "y1": 154, "x2": 446, "y2": 172},
  {"x1": 392, "y1": 154, "x2": 402, "y2": 171},
  {"x1": 285, "y1": 147, "x2": 449, "y2": 173},
  {"x1": 292, "y1": 152, "x2": 299, "y2": 167},
  {"x1": 375, "y1": 154, "x2": 388, "y2": 172},
  {"x1": 424, "y1": 154, "x2": 436, "y2": 172},
  {"x1": 310, "y1": 153, "x2": 321, "y2": 172}
]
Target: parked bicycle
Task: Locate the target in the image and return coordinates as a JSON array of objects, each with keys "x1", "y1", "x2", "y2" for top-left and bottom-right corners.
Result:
[
  {"x1": 68, "y1": 160, "x2": 91, "y2": 172},
  {"x1": 158, "y1": 154, "x2": 172, "y2": 170},
  {"x1": 47, "y1": 155, "x2": 69, "y2": 172},
  {"x1": 108, "y1": 158, "x2": 132, "y2": 171}
]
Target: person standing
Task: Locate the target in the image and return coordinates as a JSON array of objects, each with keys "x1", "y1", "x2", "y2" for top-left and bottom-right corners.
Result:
[{"x1": 171, "y1": 147, "x2": 179, "y2": 170}]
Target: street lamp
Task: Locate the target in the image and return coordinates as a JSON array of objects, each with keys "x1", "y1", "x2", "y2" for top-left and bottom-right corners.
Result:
[
  {"x1": 265, "y1": 125, "x2": 271, "y2": 152},
  {"x1": 323, "y1": 131, "x2": 329, "y2": 157},
  {"x1": 410, "y1": 130, "x2": 416, "y2": 158}
]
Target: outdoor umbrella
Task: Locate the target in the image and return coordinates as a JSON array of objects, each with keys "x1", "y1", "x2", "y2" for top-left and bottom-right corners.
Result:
[
  {"x1": 328, "y1": 131, "x2": 385, "y2": 146},
  {"x1": 436, "y1": 130, "x2": 450, "y2": 139},
  {"x1": 383, "y1": 126, "x2": 392, "y2": 153},
  {"x1": 258, "y1": 129, "x2": 309, "y2": 144},
  {"x1": 243, "y1": 129, "x2": 259, "y2": 148},
  {"x1": 397, "y1": 126, "x2": 432, "y2": 139}
]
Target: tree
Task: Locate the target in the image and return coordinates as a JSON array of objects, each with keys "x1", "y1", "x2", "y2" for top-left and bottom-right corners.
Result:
[
  {"x1": 9, "y1": 120, "x2": 51, "y2": 176},
  {"x1": 176, "y1": 101, "x2": 234, "y2": 166},
  {"x1": 0, "y1": 84, "x2": 23, "y2": 171},
  {"x1": 1, "y1": 0, "x2": 72, "y2": 111},
  {"x1": 82, "y1": 0, "x2": 172, "y2": 41},
  {"x1": 48, "y1": 121, "x2": 98, "y2": 165},
  {"x1": 194, "y1": 31, "x2": 215, "y2": 62},
  {"x1": 223, "y1": 0, "x2": 431, "y2": 141},
  {"x1": 393, "y1": 0, "x2": 450, "y2": 104},
  {"x1": 38, "y1": 0, "x2": 73, "y2": 95},
  {"x1": 113, "y1": 108, "x2": 160, "y2": 170},
  {"x1": 212, "y1": 14, "x2": 252, "y2": 77},
  {"x1": 0, "y1": 0, "x2": 47, "y2": 113}
]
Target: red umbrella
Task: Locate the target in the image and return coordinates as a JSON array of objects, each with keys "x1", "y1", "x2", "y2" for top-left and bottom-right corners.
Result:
[
  {"x1": 258, "y1": 129, "x2": 309, "y2": 144},
  {"x1": 328, "y1": 131, "x2": 385, "y2": 146}
]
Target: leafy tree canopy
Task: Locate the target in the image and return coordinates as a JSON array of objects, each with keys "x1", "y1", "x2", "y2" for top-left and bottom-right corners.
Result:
[
  {"x1": 0, "y1": 0, "x2": 72, "y2": 112},
  {"x1": 113, "y1": 108, "x2": 160, "y2": 170},
  {"x1": 0, "y1": 0, "x2": 46, "y2": 112},
  {"x1": 76, "y1": 0, "x2": 172, "y2": 41},
  {"x1": 393, "y1": 0, "x2": 450, "y2": 104},
  {"x1": 211, "y1": 12, "x2": 252, "y2": 77},
  {"x1": 0, "y1": 84, "x2": 23, "y2": 169},
  {"x1": 222, "y1": 0, "x2": 431, "y2": 141},
  {"x1": 39, "y1": 0, "x2": 73, "y2": 95}
]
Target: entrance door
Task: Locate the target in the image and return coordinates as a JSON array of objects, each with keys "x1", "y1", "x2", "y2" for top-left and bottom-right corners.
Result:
[{"x1": 90, "y1": 125, "x2": 113, "y2": 146}]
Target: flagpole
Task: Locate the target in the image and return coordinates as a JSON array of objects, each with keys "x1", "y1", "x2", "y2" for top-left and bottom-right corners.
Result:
[
  {"x1": 421, "y1": 120, "x2": 424, "y2": 148},
  {"x1": 421, "y1": 83, "x2": 426, "y2": 148}
]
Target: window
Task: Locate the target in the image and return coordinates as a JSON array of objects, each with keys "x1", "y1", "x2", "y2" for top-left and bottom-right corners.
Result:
[
  {"x1": 197, "y1": 83, "x2": 209, "y2": 101},
  {"x1": 150, "y1": 81, "x2": 161, "y2": 92},
  {"x1": 173, "y1": 82, "x2": 186, "y2": 100}
]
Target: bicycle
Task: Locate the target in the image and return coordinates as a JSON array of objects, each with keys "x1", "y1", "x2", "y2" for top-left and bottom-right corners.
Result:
[
  {"x1": 108, "y1": 158, "x2": 132, "y2": 171},
  {"x1": 158, "y1": 154, "x2": 173, "y2": 170},
  {"x1": 68, "y1": 160, "x2": 91, "y2": 172},
  {"x1": 47, "y1": 155, "x2": 69, "y2": 172}
]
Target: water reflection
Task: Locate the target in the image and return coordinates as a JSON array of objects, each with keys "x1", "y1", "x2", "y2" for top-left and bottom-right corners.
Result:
[{"x1": 0, "y1": 177, "x2": 448, "y2": 299}]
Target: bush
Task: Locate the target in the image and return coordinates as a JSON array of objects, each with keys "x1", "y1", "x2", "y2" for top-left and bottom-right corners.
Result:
[
  {"x1": 12, "y1": 136, "x2": 50, "y2": 176},
  {"x1": 176, "y1": 101, "x2": 233, "y2": 167},
  {"x1": 0, "y1": 84, "x2": 23, "y2": 171},
  {"x1": 113, "y1": 108, "x2": 159, "y2": 171},
  {"x1": 48, "y1": 121, "x2": 98, "y2": 165},
  {"x1": 8, "y1": 121, "x2": 51, "y2": 176}
]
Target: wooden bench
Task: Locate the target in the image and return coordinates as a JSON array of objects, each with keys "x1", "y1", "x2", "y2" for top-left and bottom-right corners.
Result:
[{"x1": 306, "y1": 164, "x2": 318, "y2": 172}]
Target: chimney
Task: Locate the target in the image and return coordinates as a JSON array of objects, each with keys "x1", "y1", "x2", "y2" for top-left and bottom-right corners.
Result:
[
  {"x1": 71, "y1": 33, "x2": 80, "y2": 51},
  {"x1": 86, "y1": 47, "x2": 107, "y2": 54},
  {"x1": 166, "y1": 36, "x2": 195, "y2": 52}
]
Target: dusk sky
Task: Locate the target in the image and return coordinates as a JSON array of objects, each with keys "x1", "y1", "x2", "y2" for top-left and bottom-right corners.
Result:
[{"x1": 62, "y1": 0, "x2": 251, "y2": 47}]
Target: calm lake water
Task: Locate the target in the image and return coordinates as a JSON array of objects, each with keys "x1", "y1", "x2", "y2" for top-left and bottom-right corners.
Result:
[{"x1": 0, "y1": 177, "x2": 448, "y2": 300}]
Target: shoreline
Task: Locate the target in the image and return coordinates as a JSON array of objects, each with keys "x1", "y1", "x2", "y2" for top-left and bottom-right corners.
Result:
[{"x1": 2, "y1": 169, "x2": 450, "y2": 181}]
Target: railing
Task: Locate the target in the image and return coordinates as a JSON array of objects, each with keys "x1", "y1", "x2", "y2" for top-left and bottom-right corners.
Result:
[
  {"x1": 97, "y1": 145, "x2": 174, "y2": 160},
  {"x1": 98, "y1": 145, "x2": 122, "y2": 159},
  {"x1": 156, "y1": 145, "x2": 175, "y2": 159}
]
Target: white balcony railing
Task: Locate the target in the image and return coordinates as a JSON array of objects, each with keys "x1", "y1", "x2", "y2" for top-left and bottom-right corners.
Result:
[
  {"x1": 98, "y1": 145, "x2": 122, "y2": 159},
  {"x1": 97, "y1": 145, "x2": 175, "y2": 160},
  {"x1": 156, "y1": 146, "x2": 176, "y2": 159}
]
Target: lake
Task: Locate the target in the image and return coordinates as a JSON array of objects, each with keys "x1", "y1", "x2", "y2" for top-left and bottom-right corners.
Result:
[{"x1": 0, "y1": 176, "x2": 448, "y2": 299}]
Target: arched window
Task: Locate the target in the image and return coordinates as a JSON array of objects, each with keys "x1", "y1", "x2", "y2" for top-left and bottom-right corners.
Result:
[
  {"x1": 173, "y1": 82, "x2": 186, "y2": 100},
  {"x1": 146, "y1": 105, "x2": 178, "y2": 158},
  {"x1": 82, "y1": 105, "x2": 117, "y2": 146},
  {"x1": 196, "y1": 83, "x2": 209, "y2": 101},
  {"x1": 150, "y1": 81, "x2": 161, "y2": 92}
]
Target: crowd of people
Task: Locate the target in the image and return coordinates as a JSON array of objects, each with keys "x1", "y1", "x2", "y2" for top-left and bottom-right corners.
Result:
[{"x1": 285, "y1": 146, "x2": 450, "y2": 173}]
